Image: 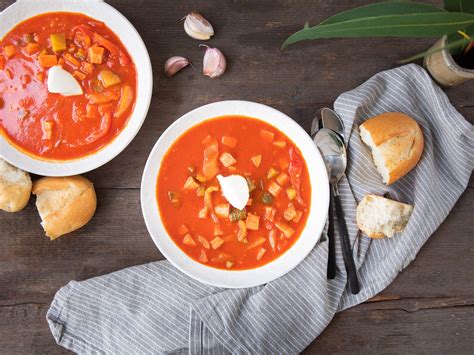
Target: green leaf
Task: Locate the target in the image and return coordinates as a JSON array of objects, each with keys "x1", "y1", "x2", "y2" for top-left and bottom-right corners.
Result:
[
  {"x1": 399, "y1": 36, "x2": 471, "y2": 63},
  {"x1": 282, "y1": 12, "x2": 474, "y2": 49},
  {"x1": 319, "y1": 2, "x2": 445, "y2": 26},
  {"x1": 443, "y1": 0, "x2": 474, "y2": 15}
]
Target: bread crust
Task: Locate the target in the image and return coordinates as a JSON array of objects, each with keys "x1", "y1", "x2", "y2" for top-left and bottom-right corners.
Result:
[
  {"x1": 32, "y1": 175, "x2": 96, "y2": 239},
  {"x1": 0, "y1": 159, "x2": 32, "y2": 212},
  {"x1": 360, "y1": 112, "x2": 424, "y2": 185}
]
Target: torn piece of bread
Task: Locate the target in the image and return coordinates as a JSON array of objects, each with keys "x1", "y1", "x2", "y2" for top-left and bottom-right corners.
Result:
[
  {"x1": 356, "y1": 194, "x2": 413, "y2": 238},
  {"x1": 0, "y1": 158, "x2": 32, "y2": 212},
  {"x1": 32, "y1": 175, "x2": 96, "y2": 240},
  {"x1": 359, "y1": 112, "x2": 424, "y2": 185}
]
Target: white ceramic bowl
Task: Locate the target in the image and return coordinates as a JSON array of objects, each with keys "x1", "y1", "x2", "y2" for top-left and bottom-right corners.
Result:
[
  {"x1": 141, "y1": 101, "x2": 329, "y2": 288},
  {"x1": 0, "y1": 0, "x2": 153, "y2": 176}
]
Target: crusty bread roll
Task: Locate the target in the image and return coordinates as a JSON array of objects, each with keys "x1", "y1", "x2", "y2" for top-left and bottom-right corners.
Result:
[
  {"x1": 32, "y1": 175, "x2": 96, "y2": 240},
  {"x1": 356, "y1": 194, "x2": 413, "y2": 238},
  {"x1": 359, "y1": 112, "x2": 424, "y2": 185},
  {"x1": 0, "y1": 158, "x2": 32, "y2": 212}
]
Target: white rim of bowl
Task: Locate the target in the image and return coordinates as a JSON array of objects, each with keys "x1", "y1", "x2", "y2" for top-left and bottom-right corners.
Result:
[
  {"x1": 141, "y1": 100, "x2": 329, "y2": 288},
  {"x1": 0, "y1": 0, "x2": 153, "y2": 176}
]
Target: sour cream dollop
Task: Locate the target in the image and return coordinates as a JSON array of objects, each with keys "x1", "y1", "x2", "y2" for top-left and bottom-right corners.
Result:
[
  {"x1": 216, "y1": 174, "x2": 249, "y2": 210},
  {"x1": 47, "y1": 66, "x2": 83, "y2": 96}
]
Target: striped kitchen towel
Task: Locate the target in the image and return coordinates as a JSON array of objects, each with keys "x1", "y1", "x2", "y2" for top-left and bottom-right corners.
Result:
[{"x1": 47, "y1": 64, "x2": 474, "y2": 354}]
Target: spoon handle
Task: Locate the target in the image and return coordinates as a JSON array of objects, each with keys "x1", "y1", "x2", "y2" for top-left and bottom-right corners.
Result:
[
  {"x1": 333, "y1": 192, "x2": 360, "y2": 294},
  {"x1": 327, "y1": 188, "x2": 336, "y2": 279}
]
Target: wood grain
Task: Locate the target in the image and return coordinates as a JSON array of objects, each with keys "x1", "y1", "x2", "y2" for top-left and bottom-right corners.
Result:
[{"x1": 1, "y1": 0, "x2": 473, "y2": 353}]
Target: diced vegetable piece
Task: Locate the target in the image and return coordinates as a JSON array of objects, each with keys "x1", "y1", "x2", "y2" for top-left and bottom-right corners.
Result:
[
  {"x1": 246, "y1": 177, "x2": 256, "y2": 192},
  {"x1": 221, "y1": 136, "x2": 237, "y2": 148},
  {"x1": 286, "y1": 187, "x2": 297, "y2": 200},
  {"x1": 196, "y1": 187, "x2": 205, "y2": 197},
  {"x1": 204, "y1": 186, "x2": 219, "y2": 222},
  {"x1": 229, "y1": 208, "x2": 247, "y2": 222},
  {"x1": 237, "y1": 220, "x2": 247, "y2": 242},
  {"x1": 284, "y1": 206, "x2": 298, "y2": 221},
  {"x1": 73, "y1": 70, "x2": 86, "y2": 81},
  {"x1": 289, "y1": 147, "x2": 306, "y2": 206},
  {"x1": 50, "y1": 33, "x2": 67, "y2": 52},
  {"x1": 187, "y1": 165, "x2": 196, "y2": 174},
  {"x1": 219, "y1": 152, "x2": 236, "y2": 167},
  {"x1": 99, "y1": 69, "x2": 121, "y2": 88},
  {"x1": 261, "y1": 192, "x2": 273, "y2": 205},
  {"x1": 267, "y1": 167, "x2": 279, "y2": 179},
  {"x1": 183, "y1": 234, "x2": 196, "y2": 246},
  {"x1": 58, "y1": 58, "x2": 65, "y2": 67},
  {"x1": 256, "y1": 247, "x2": 266, "y2": 261},
  {"x1": 276, "y1": 173, "x2": 290, "y2": 186},
  {"x1": 247, "y1": 235, "x2": 266, "y2": 249},
  {"x1": 199, "y1": 249, "x2": 208, "y2": 263},
  {"x1": 211, "y1": 251, "x2": 232, "y2": 263},
  {"x1": 214, "y1": 204, "x2": 230, "y2": 219},
  {"x1": 197, "y1": 235, "x2": 210, "y2": 249},
  {"x1": 74, "y1": 31, "x2": 91, "y2": 48},
  {"x1": 36, "y1": 72, "x2": 44, "y2": 82},
  {"x1": 86, "y1": 104, "x2": 98, "y2": 119},
  {"x1": 214, "y1": 225, "x2": 223, "y2": 236},
  {"x1": 268, "y1": 229, "x2": 277, "y2": 251},
  {"x1": 198, "y1": 207, "x2": 208, "y2": 219},
  {"x1": 88, "y1": 46, "x2": 105, "y2": 64},
  {"x1": 81, "y1": 61, "x2": 94, "y2": 75},
  {"x1": 275, "y1": 221, "x2": 295, "y2": 238},
  {"x1": 251, "y1": 155, "x2": 262, "y2": 167},
  {"x1": 246, "y1": 198, "x2": 253, "y2": 206},
  {"x1": 210, "y1": 237, "x2": 224, "y2": 250},
  {"x1": 184, "y1": 176, "x2": 200, "y2": 190},
  {"x1": 226, "y1": 261, "x2": 234, "y2": 269},
  {"x1": 4, "y1": 45, "x2": 16, "y2": 58},
  {"x1": 268, "y1": 181, "x2": 283, "y2": 197},
  {"x1": 273, "y1": 140, "x2": 287, "y2": 148},
  {"x1": 0, "y1": 57, "x2": 5, "y2": 70},
  {"x1": 113, "y1": 84, "x2": 134, "y2": 118},
  {"x1": 246, "y1": 213, "x2": 260, "y2": 231},
  {"x1": 264, "y1": 207, "x2": 276, "y2": 222},
  {"x1": 168, "y1": 191, "x2": 181, "y2": 207},
  {"x1": 23, "y1": 33, "x2": 35, "y2": 44},
  {"x1": 87, "y1": 90, "x2": 119, "y2": 104},
  {"x1": 293, "y1": 211, "x2": 303, "y2": 223},
  {"x1": 260, "y1": 129, "x2": 274, "y2": 142},
  {"x1": 203, "y1": 137, "x2": 219, "y2": 180},
  {"x1": 195, "y1": 173, "x2": 206, "y2": 183},
  {"x1": 38, "y1": 54, "x2": 57, "y2": 68},
  {"x1": 42, "y1": 121, "x2": 54, "y2": 140},
  {"x1": 75, "y1": 48, "x2": 87, "y2": 60},
  {"x1": 93, "y1": 32, "x2": 120, "y2": 56},
  {"x1": 63, "y1": 53, "x2": 80, "y2": 67},
  {"x1": 178, "y1": 225, "x2": 189, "y2": 235},
  {"x1": 25, "y1": 43, "x2": 40, "y2": 54}
]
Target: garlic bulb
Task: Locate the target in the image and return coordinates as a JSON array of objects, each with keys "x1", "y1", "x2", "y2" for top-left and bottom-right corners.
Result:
[
  {"x1": 164, "y1": 56, "x2": 190, "y2": 77},
  {"x1": 201, "y1": 45, "x2": 226, "y2": 78},
  {"x1": 183, "y1": 12, "x2": 214, "y2": 40}
]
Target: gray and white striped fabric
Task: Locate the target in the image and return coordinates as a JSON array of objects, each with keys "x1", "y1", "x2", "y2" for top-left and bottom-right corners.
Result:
[{"x1": 47, "y1": 64, "x2": 473, "y2": 354}]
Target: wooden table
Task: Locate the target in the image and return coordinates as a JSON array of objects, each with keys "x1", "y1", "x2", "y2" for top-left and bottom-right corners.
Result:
[{"x1": 1, "y1": 1, "x2": 473, "y2": 353}]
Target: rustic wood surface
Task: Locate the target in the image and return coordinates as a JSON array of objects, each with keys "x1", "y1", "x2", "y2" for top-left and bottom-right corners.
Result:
[{"x1": 1, "y1": 1, "x2": 473, "y2": 353}]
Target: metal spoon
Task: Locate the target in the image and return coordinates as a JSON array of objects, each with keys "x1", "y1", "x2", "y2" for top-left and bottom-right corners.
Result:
[
  {"x1": 311, "y1": 108, "x2": 345, "y2": 280},
  {"x1": 314, "y1": 128, "x2": 360, "y2": 294}
]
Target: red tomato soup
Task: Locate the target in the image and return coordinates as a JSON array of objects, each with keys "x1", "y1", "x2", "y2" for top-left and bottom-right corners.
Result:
[
  {"x1": 0, "y1": 12, "x2": 137, "y2": 160},
  {"x1": 157, "y1": 115, "x2": 311, "y2": 270}
]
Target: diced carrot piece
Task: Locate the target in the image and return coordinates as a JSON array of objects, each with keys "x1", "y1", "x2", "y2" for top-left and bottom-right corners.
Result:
[
  {"x1": 199, "y1": 249, "x2": 208, "y2": 263},
  {"x1": 88, "y1": 46, "x2": 105, "y2": 64},
  {"x1": 260, "y1": 129, "x2": 274, "y2": 143},
  {"x1": 251, "y1": 155, "x2": 262, "y2": 167},
  {"x1": 114, "y1": 85, "x2": 134, "y2": 118},
  {"x1": 81, "y1": 61, "x2": 94, "y2": 75},
  {"x1": 221, "y1": 136, "x2": 237, "y2": 148},
  {"x1": 219, "y1": 152, "x2": 236, "y2": 167},
  {"x1": 73, "y1": 70, "x2": 86, "y2": 81},
  {"x1": 184, "y1": 176, "x2": 200, "y2": 190},
  {"x1": 0, "y1": 57, "x2": 5, "y2": 70},
  {"x1": 264, "y1": 207, "x2": 276, "y2": 222},
  {"x1": 214, "y1": 204, "x2": 230, "y2": 219},
  {"x1": 58, "y1": 57, "x2": 65, "y2": 67},
  {"x1": 86, "y1": 104, "x2": 98, "y2": 119},
  {"x1": 63, "y1": 53, "x2": 80, "y2": 67},
  {"x1": 50, "y1": 33, "x2": 67, "y2": 52},
  {"x1": 267, "y1": 167, "x2": 279, "y2": 179},
  {"x1": 25, "y1": 43, "x2": 40, "y2": 54},
  {"x1": 98, "y1": 70, "x2": 121, "y2": 88},
  {"x1": 275, "y1": 221, "x2": 295, "y2": 238},
  {"x1": 268, "y1": 181, "x2": 282, "y2": 197},
  {"x1": 178, "y1": 225, "x2": 189, "y2": 235},
  {"x1": 4, "y1": 45, "x2": 16, "y2": 58},
  {"x1": 283, "y1": 206, "x2": 297, "y2": 221},
  {"x1": 293, "y1": 211, "x2": 303, "y2": 223},
  {"x1": 183, "y1": 233, "x2": 196, "y2": 246},
  {"x1": 276, "y1": 173, "x2": 290, "y2": 186},
  {"x1": 214, "y1": 225, "x2": 223, "y2": 236},
  {"x1": 197, "y1": 235, "x2": 210, "y2": 249},
  {"x1": 237, "y1": 220, "x2": 247, "y2": 242},
  {"x1": 268, "y1": 229, "x2": 277, "y2": 251},
  {"x1": 38, "y1": 54, "x2": 57, "y2": 68},
  {"x1": 273, "y1": 140, "x2": 287, "y2": 148},
  {"x1": 87, "y1": 90, "x2": 119, "y2": 104},
  {"x1": 210, "y1": 237, "x2": 224, "y2": 250},
  {"x1": 246, "y1": 213, "x2": 260, "y2": 231},
  {"x1": 286, "y1": 187, "x2": 297, "y2": 200},
  {"x1": 203, "y1": 138, "x2": 219, "y2": 180},
  {"x1": 247, "y1": 235, "x2": 266, "y2": 249},
  {"x1": 35, "y1": 72, "x2": 45, "y2": 82},
  {"x1": 256, "y1": 247, "x2": 266, "y2": 260}
]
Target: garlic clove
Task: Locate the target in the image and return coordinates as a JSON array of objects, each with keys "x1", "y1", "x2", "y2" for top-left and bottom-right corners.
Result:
[
  {"x1": 164, "y1": 56, "x2": 190, "y2": 77},
  {"x1": 183, "y1": 12, "x2": 214, "y2": 40},
  {"x1": 201, "y1": 45, "x2": 226, "y2": 78}
]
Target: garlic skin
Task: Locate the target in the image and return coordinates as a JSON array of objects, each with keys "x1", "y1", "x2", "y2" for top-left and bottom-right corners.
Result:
[
  {"x1": 201, "y1": 45, "x2": 226, "y2": 78},
  {"x1": 164, "y1": 56, "x2": 190, "y2": 77},
  {"x1": 183, "y1": 12, "x2": 214, "y2": 40}
]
